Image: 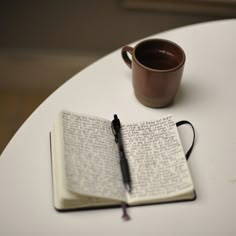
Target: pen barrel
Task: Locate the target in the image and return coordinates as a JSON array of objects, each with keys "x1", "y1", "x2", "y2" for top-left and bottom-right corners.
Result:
[{"x1": 120, "y1": 157, "x2": 131, "y2": 183}]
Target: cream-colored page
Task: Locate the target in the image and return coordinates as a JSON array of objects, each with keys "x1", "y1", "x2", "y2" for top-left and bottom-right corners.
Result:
[
  {"x1": 122, "y1": 115, "x2": 194, "y2": 204},
  {"x1": 61, "y1": 111, "x2": 126, "y2": 202}
]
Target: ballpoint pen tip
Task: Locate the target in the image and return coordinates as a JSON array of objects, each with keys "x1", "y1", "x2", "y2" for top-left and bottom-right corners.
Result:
[{"x1": 125, "y1": 184, "x2": 132, "y2": 193}]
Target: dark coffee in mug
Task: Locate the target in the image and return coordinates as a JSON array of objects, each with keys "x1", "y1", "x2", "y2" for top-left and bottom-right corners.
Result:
[
  {"x1": 135, "y1": 40, "x2": 183, "y2": 70},
  {"x1": 138, "y1": 51, "x2": 180, "y2": 70},
  {"x1": 121, "y1": 39, "x2": 186, "y2": 108}
]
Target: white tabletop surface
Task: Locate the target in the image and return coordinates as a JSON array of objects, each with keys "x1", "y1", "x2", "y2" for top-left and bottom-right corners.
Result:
[{"x1": 1, "y1": 19, "x2": 236, "y2": 235}]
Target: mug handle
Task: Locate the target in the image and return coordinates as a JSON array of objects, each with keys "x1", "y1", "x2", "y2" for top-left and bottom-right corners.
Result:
[{"x1": 121, "y1": 46, "x2": 133, "y2": 69}]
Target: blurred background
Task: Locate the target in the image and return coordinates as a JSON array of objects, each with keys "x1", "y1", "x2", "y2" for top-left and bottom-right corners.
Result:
[{"x1": 0, "y1": 0, "x2": 235, "y2": 153}]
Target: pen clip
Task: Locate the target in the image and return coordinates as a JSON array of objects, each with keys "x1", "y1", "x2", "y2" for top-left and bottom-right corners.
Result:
[{"x1": 111, "y1": 114, "x2": 120, "y2": 143}]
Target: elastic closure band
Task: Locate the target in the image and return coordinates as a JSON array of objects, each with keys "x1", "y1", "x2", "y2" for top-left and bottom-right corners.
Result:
[{"x1": 176, "y1": 120, "x2": 195, "y2": 160}]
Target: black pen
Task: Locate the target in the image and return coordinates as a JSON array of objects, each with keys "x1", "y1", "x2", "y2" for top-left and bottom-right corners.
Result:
[{"x1": 112, "y1": 114, "x2": 132, "y2": 193}]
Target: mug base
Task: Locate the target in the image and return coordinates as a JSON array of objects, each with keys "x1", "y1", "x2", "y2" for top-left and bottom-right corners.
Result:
[{"x1": 134, "y1": 92, "x2": 174, "y2": 108}]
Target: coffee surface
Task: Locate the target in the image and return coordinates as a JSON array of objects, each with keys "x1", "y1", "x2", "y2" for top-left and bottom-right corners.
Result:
[{"x1": 137, "y1": 50, "x2": 180, "y2": 70}]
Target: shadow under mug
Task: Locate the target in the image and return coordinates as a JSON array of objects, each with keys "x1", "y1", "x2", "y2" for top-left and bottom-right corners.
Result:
[{"x1": 121, "y1": 38, "x2": 186, "y2": 108}]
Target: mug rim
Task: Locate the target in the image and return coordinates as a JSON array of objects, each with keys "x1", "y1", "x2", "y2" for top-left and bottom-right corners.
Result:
[{"x1": 133, "y1": 38, "x2": 186, "y2": 72}]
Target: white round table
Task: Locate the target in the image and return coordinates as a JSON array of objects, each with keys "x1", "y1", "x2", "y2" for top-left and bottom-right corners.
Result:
[{"x1": 1, "y1": 19, "x2": 236, "y2": 235}]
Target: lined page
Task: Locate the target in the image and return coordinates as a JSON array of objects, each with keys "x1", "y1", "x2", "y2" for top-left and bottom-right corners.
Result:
[
  {"x1": 122, "y1": 115, "x2": 194, "y2": 203},
  {"x1": 61, "y1": 111, "x2": 126, "y2": 202}
]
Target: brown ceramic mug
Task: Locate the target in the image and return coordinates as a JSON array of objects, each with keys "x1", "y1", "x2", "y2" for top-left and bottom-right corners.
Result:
[{"x1": 121, "y1": 39, "x2": 186, "y2": 108}]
